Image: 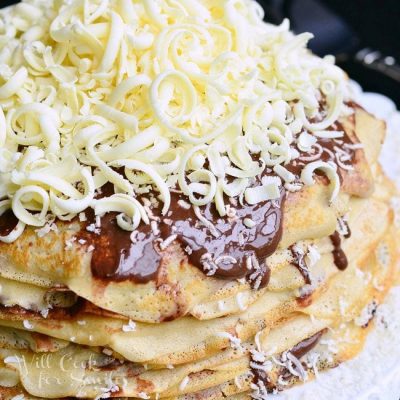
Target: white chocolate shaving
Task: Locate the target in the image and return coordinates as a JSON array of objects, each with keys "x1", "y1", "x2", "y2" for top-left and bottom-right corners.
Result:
[
  {"x1": 301, "y1": 161, "x2": 340, "y2": 202},
  {"x1": 245, "y1": 177, "x2": 281, "y2": 205},
  {"x1": 273, "y1": 164, "x2": 295, "y2": 183},
  {"x1": 298, "y1": 132, "x2": 317, "y2": 152}
]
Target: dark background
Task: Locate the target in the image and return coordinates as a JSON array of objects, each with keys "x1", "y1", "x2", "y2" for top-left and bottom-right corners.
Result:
[
  {"x1": 259, "y1": 0, "x2": 400, "y2": 106},
  {"x1": 2, "y1": 0, "x2": 400, "y2": 106}
]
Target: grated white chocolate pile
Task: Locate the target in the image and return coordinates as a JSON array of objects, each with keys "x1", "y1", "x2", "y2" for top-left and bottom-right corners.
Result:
[{"x1": 0, "y1": 0, "x2": 352, "y2": 242}]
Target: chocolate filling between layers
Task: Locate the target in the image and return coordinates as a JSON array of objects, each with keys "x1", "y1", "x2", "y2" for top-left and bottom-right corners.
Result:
[
  {"x1": 251, "y1": 329, "x2": 326, "y2": 392},
  {"x1": 0, "y1": 297, "x2": 125, "y2": 320}
]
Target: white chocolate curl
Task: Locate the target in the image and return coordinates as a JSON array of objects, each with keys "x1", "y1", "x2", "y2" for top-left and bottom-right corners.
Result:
[
  {"x1": 0, "y1": 0, "x2": 349, "y2": 242},
  {"x1": 301, "y1": 161, "x2": 340, "y2": 202}
]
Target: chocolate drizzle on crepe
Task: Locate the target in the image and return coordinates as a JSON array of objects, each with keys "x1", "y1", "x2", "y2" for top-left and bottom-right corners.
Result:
[
  {"x1": 290, "y1": 330, "x2": 326, "y2": 360},
  {"x1": 329, "y1": 217, "x2": 351, "y2": 271},
  {"x1": 251, "y1": 329, "x2": 326, "y2": 392},
  {"x1": 330, "y1": 231, "x2": 349, "y2": 270},
  {"x1": 0, "y1": 210, "x2": 18, "y2": 237},
  {"x1": 290, "y1": 245, "x2": 312, "y2": 284},
  {"x1": 0, "y1": 106, "x2": 359, "y2": 288},
  {"x1": 78, "y1": 178, "x2": 285, "y2": 288}
]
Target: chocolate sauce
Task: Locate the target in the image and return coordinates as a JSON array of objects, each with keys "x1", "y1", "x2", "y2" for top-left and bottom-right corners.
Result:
[
  {"x1": 290, "y1": 246, "x2": 311, "y2": 284},
  {"x1": 80, "y1": 211, "x2": 162, "y2": 283},
  {"x1": 296, "y1": 294, "x2": 313, "y2": 308},
  {"x1": 251, "y1": 368, "x2": 275, "y2": 394},
  {"x1": 287, "y1": 118, "x2": 356, "y2": 179},
  {"x1": 79, "y1": 187, "x2": 284, "y2": 287},
  {"x1": 290, "y1": 329, "x2": 326, "y2": 359},
  {"x1": 278, "y1": 329, "x2": 326, "y2": 384},
  {"x1": 251, "y1": 329, "x2": 326, "y2": 391},
  {"x1": 162, "y1": 189, "x2": 284, "y2": 284},
  {"x1": 0, "y1": 210, "x2": 18, "y2": 237},
  {"x1": 330, "y1": 231, "x2": 348, "y2": 270}
]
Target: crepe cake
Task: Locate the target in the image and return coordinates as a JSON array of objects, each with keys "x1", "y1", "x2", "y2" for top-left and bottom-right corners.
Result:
[{"x1": 0, "y1": 0, "x2": 398, "y2": 399}]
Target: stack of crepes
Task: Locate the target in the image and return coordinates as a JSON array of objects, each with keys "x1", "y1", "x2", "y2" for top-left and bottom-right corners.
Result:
[{"x1": 0, "y1": 0, "x2": 398, "y2": 399}]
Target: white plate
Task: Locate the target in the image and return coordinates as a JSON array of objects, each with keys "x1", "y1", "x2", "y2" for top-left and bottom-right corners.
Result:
[{"x1": 277, "y1": 86, "x2": 400, "y2": 400}]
